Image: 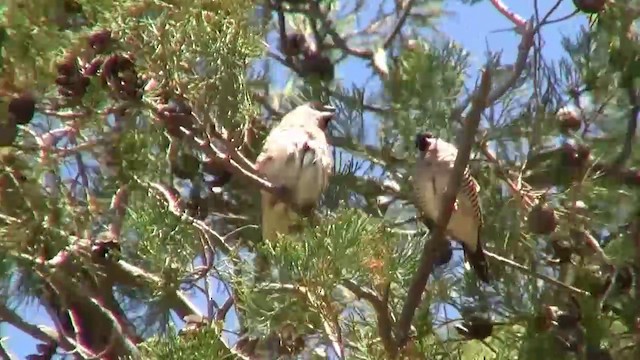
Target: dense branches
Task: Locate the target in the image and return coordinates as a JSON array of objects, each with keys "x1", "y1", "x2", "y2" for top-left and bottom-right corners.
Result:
[{"x1": 1, "y1": 0, "x2": 639, "y2": 359}]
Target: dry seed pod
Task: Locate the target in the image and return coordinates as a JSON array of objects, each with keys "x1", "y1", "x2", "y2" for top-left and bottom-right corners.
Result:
[
  {"x1": 300, "y1": 50, "x2": 334, "y2": 81},
  {"x1": 8, "y1": 93, "x2": 36, "y2": 125},
  {"x1": 560, "y1": 143, "x2": 590, "y2": 168},
  {"x1": 528, "y1": 203, "x2": 558, "y2": 235},
  {"x1": 280, "y1": 33, "x2": 306, "y2": 57},
  {"x1": 550, "y1": 239, "x2": 573, "y2": 264},
  {"x1": 572, "y1": 0, "x2": 607, "y2": 14},
  {"x1": 455, "y1": 314, "x2": 493, "y2": 340},
  {"x1": 556, "y1": 107, "x2": 582, "y2": 133},
  {"x1": 88, "y1": 29, "x2": 112, "y2": 54}
]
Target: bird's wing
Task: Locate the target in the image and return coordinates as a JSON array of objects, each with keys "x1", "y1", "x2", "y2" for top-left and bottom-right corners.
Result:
[
  {"x1": 256, "y1": 126, "x2": 307, "y2": 179},
  {"x1": 460, "y1": 167, "x2": 483, "y2": 226},
  {"x1": 256, "y1": 126, "x2": 332, "y2": 193}
]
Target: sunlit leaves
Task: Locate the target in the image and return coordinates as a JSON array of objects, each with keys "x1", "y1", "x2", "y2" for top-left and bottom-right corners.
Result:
[{"x1": 382, "y1": 39, "x2": 469, "y2": 154}]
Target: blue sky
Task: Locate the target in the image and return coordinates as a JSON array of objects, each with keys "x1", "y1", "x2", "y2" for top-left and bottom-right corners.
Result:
[{"x1": 1, "y1": 1, "x2": 587, "y2": 358}]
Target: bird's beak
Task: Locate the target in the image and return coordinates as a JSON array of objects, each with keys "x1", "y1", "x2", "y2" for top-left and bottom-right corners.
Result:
[
  {"x1": 320, "y1": 105, "x2": 336, "y2": 113},
  {"x1": 319, "y1": 104, "x2": 336, "y2": 120},
  {"x1": 319, "y1": 111, "x2": 335, "y2": 119}
]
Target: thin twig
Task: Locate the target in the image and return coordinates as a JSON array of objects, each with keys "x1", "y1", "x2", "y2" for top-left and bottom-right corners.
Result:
[
  {"x1": 480, "y1": 142, "x2": 536, "y2": 210},
  {"x1": 177, "y1": 126, "x2": 279, "y2": 195},
  {"x1": 486, "y1": 21, "x2": 535, "y2": 104},
  {"x1": 544, "y1": 9, "x2": 580, "y2": 26},
  {"x1": 483, "y1": 250, "x2": 590, "y2": 296},
  {"x1": 383, "y1": 0, "x2": 417, "y2": 49},
  {"x1": 144, "y1": 181, "x2": 236, "y2": 257},
  {"x1": 215, "y1": 297, "x2": 235, "y2": 322},
  {"x1": 308, "y1": 2, "x2": 373, "y2": 58},
  {"x1": 257, "y1": 282, "x2": 344, "y2": 357},
  {"x1": 451, "y1": 21, "x2": 535, "y2": 122}
]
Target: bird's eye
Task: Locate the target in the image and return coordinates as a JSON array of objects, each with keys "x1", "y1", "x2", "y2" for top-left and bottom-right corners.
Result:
[
  {"x1": 309, "y1": 101, "x2": 323, "y2": 110},
  {"x1": 415, "y1": 133, "x2": 431, "y2": 151},
  {"x1": 318, "y1": 113, "x2": 334, "y2": 130}
]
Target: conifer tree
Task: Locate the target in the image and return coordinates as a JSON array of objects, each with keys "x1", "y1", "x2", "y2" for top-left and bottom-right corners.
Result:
[{"x1": 0, "y1": 0, "x2": 638, "y2": 359}]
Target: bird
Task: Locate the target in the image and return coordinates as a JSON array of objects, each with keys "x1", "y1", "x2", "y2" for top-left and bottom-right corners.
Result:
[
  {"x1": 412, "y1": 132, "x2": 490, "y2": 283},
  {"x1": 255, "y1": 102, "x2": 335, "y2": 242}
]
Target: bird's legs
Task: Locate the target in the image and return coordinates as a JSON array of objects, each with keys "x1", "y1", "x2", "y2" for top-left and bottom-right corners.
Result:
[
  {"x1": 271, "y1": 185, "x2": 315, "y2": 217},
  {"x1": 271, "y1": 184, "x2": 293, "y2": 206}
]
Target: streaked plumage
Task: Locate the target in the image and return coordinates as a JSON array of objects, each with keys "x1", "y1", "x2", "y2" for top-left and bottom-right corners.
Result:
[
  {"x1": 412, "y1": 132, "x2": 490, "y2": 283},
  {"x1": 255, "y1": 102, "x2": 335, "y2": 241}
]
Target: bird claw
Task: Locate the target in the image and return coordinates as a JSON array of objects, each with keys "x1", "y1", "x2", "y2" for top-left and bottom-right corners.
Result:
[{"x1": 298, "y1": 204, "x2": 315, "y2": 217}]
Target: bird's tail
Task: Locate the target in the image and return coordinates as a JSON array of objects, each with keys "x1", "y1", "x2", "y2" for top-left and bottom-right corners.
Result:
[
  {"x1": 261, "y1": 192, "x2": 297, "y2": 242},
  {"x1": 463, "y1": 239, "x2": 491, "y2": 284},
  {"x1": 258, "y1": 192, "x2": 298, "y2": 283}
]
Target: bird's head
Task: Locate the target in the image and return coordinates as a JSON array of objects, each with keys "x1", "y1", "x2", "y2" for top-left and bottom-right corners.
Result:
[
  {"x1": 307, "y1": 101, "x2": 336, "y2": 130},
  {"x1": 415, "y1": 132, "x2": 435, "y2": 152},
  {"x1": 281, "y1": 102, "x2": 336, "y2": 131}
]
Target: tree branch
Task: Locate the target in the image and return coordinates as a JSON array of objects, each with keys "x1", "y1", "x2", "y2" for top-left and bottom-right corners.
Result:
[
  {"x1": 383, "y1": 0, "x2": 417, "y2": 49},
  {"x1": 523, "y1": 149, "x2": 640, "y2": 188},
  {"x1": 105, "y1": 260, "x2": 204, "y2": 320},
  {"x1": 490, "y1": 0, "x2": 527, "y2": 33},
  {"x1": 396, "y1": 67, "x2": 493, "y2": 349},
  {"x1": 480, "y1": 142, "x2": 536, "y2": 210},
  {"x1": 34, "y1": 264, "x2": 140, "y2": 358},
  {"x1": 483, "y1": 250, "x2": 590, "y2": 296},
  {"x1": 143, "y1": 180, "x2": 237, "y2": 259},
  {"x1": 451, "y1": 21, "x2": 535, "y2": 122},
  {"x1": 307, "y1": 2, "x2": 373, "y2": 58},
  {"x1": 0, "y1": 303, "x2": 72, "y2": 350},
  {"x1": 342, "y1": 280, "x2": 397, "y2": 356},
  {"x1": 0, "y1": 340, "x2": 14, "y2": 360}
]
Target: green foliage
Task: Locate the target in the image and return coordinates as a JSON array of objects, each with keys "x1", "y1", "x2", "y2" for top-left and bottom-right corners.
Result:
[
  {"x1": 383, "y1": 39, "x2": 469, "y2": 152},
  {"x1": 125, "y1": 188, "x2": 198, "y2": 273},
  {"x1": 2, "y1": 0, "x2": 640, "y2": 359},
  {"x1": 138, "y1": 325, "x2": 234, "y2": 360},
  {"x1": 270, "y1": 209, "x2": 397, "y2": 283}
]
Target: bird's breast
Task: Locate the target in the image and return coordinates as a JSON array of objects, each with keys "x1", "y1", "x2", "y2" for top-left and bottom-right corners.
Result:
[{"x1": 413, "y1": 173, "x2": 442, "y2": 220}]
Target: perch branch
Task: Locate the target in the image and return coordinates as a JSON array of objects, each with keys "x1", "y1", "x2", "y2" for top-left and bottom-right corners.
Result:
[{"x1": 396, "y1": 67, "x2": 493, "y2": 349}]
